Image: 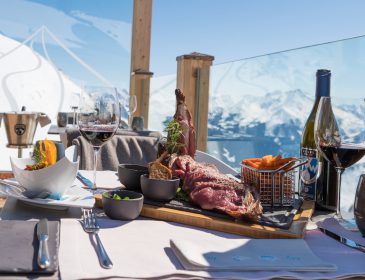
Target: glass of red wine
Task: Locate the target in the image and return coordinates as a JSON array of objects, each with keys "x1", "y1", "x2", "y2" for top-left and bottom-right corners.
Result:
[
  {"x1": 78, "y1": 86, "x2": 120, "y2": 190},
  {"x1": 315, "y1": 96, "x2": 365, "y2": 227}
]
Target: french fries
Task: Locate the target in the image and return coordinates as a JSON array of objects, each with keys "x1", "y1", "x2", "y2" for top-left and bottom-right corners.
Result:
[
  {"x1": 241, "y1": 155, "x2": 297, "y2": 205},
  {"x1": 242, "y1": 155, "x2": 296, "y2": 171}
]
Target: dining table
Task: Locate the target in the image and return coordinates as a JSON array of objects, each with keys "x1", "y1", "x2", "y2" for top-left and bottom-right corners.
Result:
[{"x1": 1, "y1": 170, "x2": 365, "y2": 280}]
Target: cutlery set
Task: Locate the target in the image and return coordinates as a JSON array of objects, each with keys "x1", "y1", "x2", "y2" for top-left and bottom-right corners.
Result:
[{"x1": 34, "y1": 209, "x2": 113, "y2": 270}]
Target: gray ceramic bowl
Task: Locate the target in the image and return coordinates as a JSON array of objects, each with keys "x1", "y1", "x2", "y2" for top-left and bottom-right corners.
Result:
[
  {"x1": 102, "y1": 190, "x2": 144, "y2": 220},
  {"x1": 140, "y1": 174, "x2": 180, "y2": 202},
  {"x1": 118, "y1": 164, "x2": 148, "y2": 190}
]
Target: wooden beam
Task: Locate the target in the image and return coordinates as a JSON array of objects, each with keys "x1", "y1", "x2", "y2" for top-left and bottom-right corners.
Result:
[
  {"x1": 176, "y1": 52, "x2": 214, "y2": 152},
  {"x1": 129, "y1": 0, "x2": 153, "y2": 128}
]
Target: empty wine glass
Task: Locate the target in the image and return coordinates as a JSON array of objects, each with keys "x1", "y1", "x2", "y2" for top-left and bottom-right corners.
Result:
[
  {"x1": 315, "y1": 97, "x2": 365, "y2": 228},
  {"x1": 70, "y1": 91, "x2": 81, "y2": 127},
  {"x1": 78, "y1": 86, "x2": 120, "y2": 190},
  {"x1": 128, "y1": 95, "x2": 137, "y2": 126},
  {"x1": 118, "y1": 95, "x2": 129, "y2": 129}
]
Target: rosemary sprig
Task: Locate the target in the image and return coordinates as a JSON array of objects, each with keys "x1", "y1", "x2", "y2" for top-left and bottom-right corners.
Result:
[
  {"x1": 164, "y1": 119, "x2": 185, "y2": 154},
  {"x1": 32, "y1": 146, "x2": 46, "y2": 164}
]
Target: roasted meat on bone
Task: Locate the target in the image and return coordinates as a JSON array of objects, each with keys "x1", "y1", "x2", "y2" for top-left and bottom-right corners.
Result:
[{"x1": 172, "y1": 89, "x2": 196, "y2": 159}]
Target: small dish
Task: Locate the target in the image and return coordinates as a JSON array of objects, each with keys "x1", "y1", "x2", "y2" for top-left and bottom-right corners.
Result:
[
  {"x1": 140, "y1": 174, "x2": 180, "y2": 202},
  {"x1": 10, "y1": 146, "x2": 78, "y2": 197},
  {"x1": 102, "y1": 190, "x2": 144, "y2": 220},
  {"x1": 118, "y1": 164, "x2": 148, "y2": 190}
]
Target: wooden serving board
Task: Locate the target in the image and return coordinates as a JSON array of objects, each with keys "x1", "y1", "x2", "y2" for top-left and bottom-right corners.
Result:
[{"x1": 140, "y1": 200, "x2": 315, "y2": 239}]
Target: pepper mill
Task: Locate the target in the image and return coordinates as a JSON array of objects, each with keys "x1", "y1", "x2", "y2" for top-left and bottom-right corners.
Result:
[{"x1": 354, "y1": 174, "x2": 365, "y2": 236}]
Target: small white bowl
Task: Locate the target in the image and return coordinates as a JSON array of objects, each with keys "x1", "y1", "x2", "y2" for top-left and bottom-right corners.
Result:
[{"x1": 10, "y1": 146, "x2": 79, "y2": 197}]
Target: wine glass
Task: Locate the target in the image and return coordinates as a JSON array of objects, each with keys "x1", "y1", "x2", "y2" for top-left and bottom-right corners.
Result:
[
  {"x1": 128, "y1": 95, "x2": 137, "y2": 126},
  {"x1": 118, "y1": 92, "x2": 129, "y2": 129},
  {"x1": 314, "y1": 97, "x2": 365, "y2": 227},
  {"x1": 70, "y1": 91, "x2": 81, "y2": 127},
  {"x1": 78, "y1": 86, "x2": 120, "y2": 190}
]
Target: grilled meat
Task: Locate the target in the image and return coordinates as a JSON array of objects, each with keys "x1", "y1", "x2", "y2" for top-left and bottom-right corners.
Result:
[{"x1": 169, "y1": 154, "x2": 263, "y2": 220}]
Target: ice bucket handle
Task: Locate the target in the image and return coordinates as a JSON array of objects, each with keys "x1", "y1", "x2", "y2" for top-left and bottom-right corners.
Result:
[{"x1": 37, "y1": 113, "x2": 51, "y2": 127}]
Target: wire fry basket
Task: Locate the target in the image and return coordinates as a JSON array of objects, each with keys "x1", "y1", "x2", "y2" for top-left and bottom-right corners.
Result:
[{"x1": 241, "y1": 158, "x2": 307, "y2": 207}]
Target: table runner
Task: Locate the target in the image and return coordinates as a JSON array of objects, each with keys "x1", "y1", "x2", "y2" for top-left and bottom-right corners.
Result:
[{"x1": 59, "y1": 218, "x2": 365, "y2": 280}]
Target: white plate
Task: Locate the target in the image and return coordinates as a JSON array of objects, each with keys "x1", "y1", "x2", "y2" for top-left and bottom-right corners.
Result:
[{"x1": 0, "y1": 182, "x2": 95, "y2": 210}]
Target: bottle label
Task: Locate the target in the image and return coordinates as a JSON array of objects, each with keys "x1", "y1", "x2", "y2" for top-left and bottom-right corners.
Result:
[{"x1": 300, "y1": 148, "x2": 319, "y2": 200}]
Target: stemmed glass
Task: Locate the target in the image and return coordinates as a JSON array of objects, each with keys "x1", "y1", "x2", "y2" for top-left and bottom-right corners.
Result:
[
  {"x1": 128, "y1": 95, "x2": 137, "y2": 126},
  {"x1": 70, "y1": 91, "x2": 81, "y2": 127},
  {"x1": 78, "y1": 86, "x2": 120, "y2": 190},
  {"x1": 314, "y1": 97, "x2": 365, "y2": 227}
]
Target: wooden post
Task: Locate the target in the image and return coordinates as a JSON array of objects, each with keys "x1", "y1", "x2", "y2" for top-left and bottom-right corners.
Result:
[
  {"x1": 176, "y1": 52, "x2": 214, "y2": 152},
  {"x1": 129, "y1": 0, "x2": 153, "y2": 128}
]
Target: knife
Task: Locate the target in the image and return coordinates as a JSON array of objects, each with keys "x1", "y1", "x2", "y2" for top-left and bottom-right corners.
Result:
[
  {"x1": 77, "y1": 172, "x2": 93, "y2": 188},
  {"x1": 37, "y1": 218, "x2": 51, "y2": 269},
  {"x1": 318, "y1": 226, "x2": 365, "y2": 253}
]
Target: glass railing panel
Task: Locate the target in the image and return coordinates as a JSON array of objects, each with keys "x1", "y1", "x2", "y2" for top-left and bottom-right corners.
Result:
[
  {"x1": 208, "y1": 35, "x2": 365, "y2": 214},
  {"x1": 149, "y1": 35, "x2": 365, "y2": 214},
  {"x1": 149, "y1": 74, "x2": 177, "y2": 132},
  {"x1": 0, "y1": 1, "x2": 132, "y2": 169}
]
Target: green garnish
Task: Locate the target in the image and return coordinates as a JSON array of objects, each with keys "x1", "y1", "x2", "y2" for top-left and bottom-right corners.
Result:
[
  {"x1": 106, "y1": 193, "x2": 131, "y2": 200},
  {"x1": 24, "y1": 146, "x2": 48, "y2": 171},
  {"x1": 175, "y1": 187, "x2": 190, "y2": 202},
  {"x1": 112, "y1": 194, "x2": 122, "y2": 200},
  {"x1": 32, "y1": 146, "x2": 47, "y2": 164},
  {"x1": 164, "y1": 119, "x2": 185, "y2": 154}
]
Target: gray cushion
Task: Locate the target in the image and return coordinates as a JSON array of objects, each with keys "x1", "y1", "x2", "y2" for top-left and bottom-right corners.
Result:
[
  {"x1": 71, "y1": 130, "x2": 161, "y2": 171},
  {"x1": 65, "y1": 127, "x2": 161, "y2": 147}
]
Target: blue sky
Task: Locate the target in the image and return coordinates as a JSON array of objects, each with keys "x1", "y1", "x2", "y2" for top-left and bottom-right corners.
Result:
[
  {"x1": 151, "y1": 0, "x2": 365, "y2": 75},
  {"x1": 1, "y1": 0, "x2": 365, "y2": 90}
]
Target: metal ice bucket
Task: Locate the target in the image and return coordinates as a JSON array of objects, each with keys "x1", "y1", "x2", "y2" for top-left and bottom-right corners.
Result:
[{"x1": 0, "y1": 111, "x2": 51, "y2": 147}]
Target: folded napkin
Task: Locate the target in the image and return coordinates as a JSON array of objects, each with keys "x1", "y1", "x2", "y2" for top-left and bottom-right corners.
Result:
[
  {"x1": 170, "y1": 238, "x2": 336, "y2": 272},
  {"x1": 317, "y1": 217, "x2": 365, "y2": 246},
  {"x1": 0, "y1": 220, "x2": 59, "y2": 274}
]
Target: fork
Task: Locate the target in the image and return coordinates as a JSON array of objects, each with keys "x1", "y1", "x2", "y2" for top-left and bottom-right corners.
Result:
[{"x1": 82, "y1": 208, "x2": 113, "y2": 269}]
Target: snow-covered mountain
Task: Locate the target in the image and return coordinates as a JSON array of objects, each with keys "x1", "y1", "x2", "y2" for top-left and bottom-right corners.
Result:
[
  {"x1": 210, "y1": 89, "x2": 365, "y2": 138},
  {"x1": 209, "y1": 89, "x2": 312, "y2": 139}
]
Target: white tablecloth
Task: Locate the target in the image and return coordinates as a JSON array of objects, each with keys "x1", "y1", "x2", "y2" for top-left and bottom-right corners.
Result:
[
  {"x1": 2, "y1": 171, "x2": 365, "y2": 279},
  {"x1": 59, "y1": 217, "x2": 365, "y2": 280}
]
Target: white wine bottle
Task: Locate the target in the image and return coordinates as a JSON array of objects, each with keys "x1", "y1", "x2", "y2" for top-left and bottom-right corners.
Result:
[{"x1": 300, "y1": 69, "x2": 337, "y2": 210}]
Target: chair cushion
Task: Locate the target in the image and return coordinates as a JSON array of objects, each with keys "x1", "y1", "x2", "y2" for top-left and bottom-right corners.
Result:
[{"x1": 72, "y1": 131, "x2": 161, "y2": 171}]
